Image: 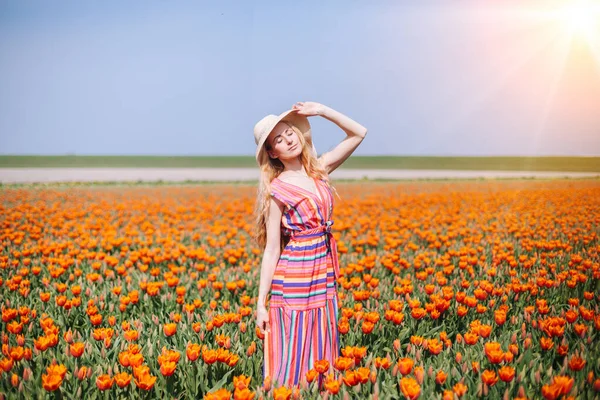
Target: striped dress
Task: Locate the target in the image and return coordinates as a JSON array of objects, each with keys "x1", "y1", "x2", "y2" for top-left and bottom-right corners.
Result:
[{"x1": 263, "y1": 176, "x2": 341, "y2": 388}]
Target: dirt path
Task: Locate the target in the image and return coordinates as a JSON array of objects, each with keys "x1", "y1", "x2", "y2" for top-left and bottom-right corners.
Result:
[{"x1": 0, "y1": 168, "x2": 598, "y2": 183}]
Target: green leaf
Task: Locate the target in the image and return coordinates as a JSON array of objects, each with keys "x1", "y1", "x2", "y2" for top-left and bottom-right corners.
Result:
[
  {"x1": 207, "y1": 368, "x2": 235, "y2": 393},
  {"x1": 424, "y1": 324, "x2": 444, "y2": 337}
]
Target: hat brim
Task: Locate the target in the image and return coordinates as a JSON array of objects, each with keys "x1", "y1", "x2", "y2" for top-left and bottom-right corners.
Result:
[{"x1": 255, "y1": 110, "x2": 317, "y2": 162}]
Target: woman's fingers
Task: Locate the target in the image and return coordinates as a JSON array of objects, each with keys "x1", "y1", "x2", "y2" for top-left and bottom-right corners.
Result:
[{"x1": 257, "y1": 314, "x2": 269, "y2": 335}]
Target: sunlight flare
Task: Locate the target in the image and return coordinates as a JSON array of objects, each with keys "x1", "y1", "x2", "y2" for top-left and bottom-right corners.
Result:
[{"x1": 559, "y1": 0, "x2": 600, "y2": 43}]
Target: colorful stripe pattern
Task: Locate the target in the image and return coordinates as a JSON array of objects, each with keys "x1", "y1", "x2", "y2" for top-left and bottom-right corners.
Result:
[
  {"x1": 263, "y1": 294, "x2": 339, "y2": 388},
  {"x1": 263, "y1": 177, "x2": 341, "y2": 388}
]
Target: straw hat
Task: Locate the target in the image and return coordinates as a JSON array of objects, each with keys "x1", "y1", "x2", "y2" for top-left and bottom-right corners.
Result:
[{"x1": 253, "y1": 109, "x2": 317, "y2": 163}]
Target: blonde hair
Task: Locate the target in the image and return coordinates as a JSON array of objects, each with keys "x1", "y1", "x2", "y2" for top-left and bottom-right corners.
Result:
[{"x1": 252, "y1": 122, "x2": 340, "y2": 253}]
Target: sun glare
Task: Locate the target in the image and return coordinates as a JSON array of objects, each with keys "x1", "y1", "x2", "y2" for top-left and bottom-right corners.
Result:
[{"x1": 559, "y1": 0, "x2": 600, "y2": 42}]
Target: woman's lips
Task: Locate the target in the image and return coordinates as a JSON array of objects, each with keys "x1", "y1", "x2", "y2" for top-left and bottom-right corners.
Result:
[{"x1": 289, "y1": 144, "x2": 298, "y2": 151}]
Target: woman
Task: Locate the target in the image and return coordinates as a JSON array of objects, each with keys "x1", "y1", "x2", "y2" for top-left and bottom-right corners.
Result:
[{"x1": 252, "y1": 101, "x2": 367, "y2": 389}]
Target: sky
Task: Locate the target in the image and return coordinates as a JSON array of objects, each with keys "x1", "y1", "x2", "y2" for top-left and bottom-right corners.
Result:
[{"x1": 0, "y1": 0, "x2": 599, "y2": 156}]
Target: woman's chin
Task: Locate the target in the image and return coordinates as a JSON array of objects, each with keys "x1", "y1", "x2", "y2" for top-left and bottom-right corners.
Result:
[{"x1": 281, "y1": 149, "x2": 301, "y2": 160}]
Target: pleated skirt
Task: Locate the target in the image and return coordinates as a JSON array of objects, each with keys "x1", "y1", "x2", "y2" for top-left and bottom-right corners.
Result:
[{"x1": 263, "y1": 295, "x2": 340, "y2": 388}]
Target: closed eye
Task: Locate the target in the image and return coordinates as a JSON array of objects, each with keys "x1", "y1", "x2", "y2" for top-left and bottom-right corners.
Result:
[{"x1": 276, "y1": 129, "x2": 293, "y2": 143}]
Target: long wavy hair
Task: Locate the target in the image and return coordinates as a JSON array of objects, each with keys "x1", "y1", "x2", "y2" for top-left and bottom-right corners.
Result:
[{"x1": 252, "y1": 121, "x2": 340, "y2": 253}]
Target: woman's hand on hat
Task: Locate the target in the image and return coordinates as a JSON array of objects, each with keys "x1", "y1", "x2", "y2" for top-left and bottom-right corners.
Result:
[{"x1": 292, "y1": 101, "x2": 325, "y2": 117}]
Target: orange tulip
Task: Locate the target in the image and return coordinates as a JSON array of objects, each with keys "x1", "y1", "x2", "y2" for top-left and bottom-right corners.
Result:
[
  {"x1": 484, "y1": 342, "x2": 504, "y2": 364},
  {"x1": 464, "y1": 331, "x2": 479, "y2": 345},
  {"x1": 262, "y1": 375, "x2": 272, "y2": 391},
  {"x1": 46, "y1": 364, "x2": 67, "y2": 379},
  {"x1": 324, "y1": 375, "x2": 340, "y2": 395},
  {"x1": 427, "y1": 338, "x2": 443, "y2": 355},
  {"x1": 374, "y1": 357, "x2": 392, "y2": 369},
  {"x1": 227, "y1": 354, "x2": 240, "y2": 367},
  {"x1": 399, "y1": 377, "x2": 421, "y2": 400},
  {"x1": 89, "y1": 314, "x2": 102, "y2": 326},
  {"x1": 453, "y1": 382, "x2": 468, "y2": 397},
  {"x1": 568, "y1": 356, "x2": 586, "y2": 371},
  {"x1": 160, "y1": 361, "x2": 176, "y2": 376},
  {"x1": 455, "y1": 352, "x2": 463, "y2": 363},
  {"x1": 565, "y1": 309, "x2": 578, "y2": 323},
  {"x1": 204, "y1": 388, "x2": 232, "y2": 400},
  {"x1": 342, "y1": 370, "x2": 358, "y2": 387},
  {"x1": 410, "y1": 336, "x2": 424, "y2": 346},
  {"x1": 355, "y1": 367, "x2": 369, "y2": 384},
  {"x1": 77, "y1": 366, "x2": 90, "y2": 380},
  {"x1": 187, "y1": 343, "x2": 201, "y2": 362},
  {"x1": 411, "y1": 308, "x2": 426, "y2": 320},
  {"x1": 306, "y1": 369, "x2": 318, "y2": 383},
  {"x1": 498, "y1": 366, "x2": 515, "y2": 383},
  {"x1": 96, "y1": 374, "x2": 113, "y2": 390},
  {"x1": 246, "y1": 341, "x2": 256, "y2": 357},
  {"x1": 338, "y1": 318, "x2": 350, "y2": 334},
  {"x1": 392, "y1": 311, "x2": 405, "y2": 324},
  {"x1": 557, "y1": 344, "x2": 569, "y2": 357},
  {"x1": 158, "y1": 348, "x2": 180, "y2": 364},
  {"x1": 42, "y1": 373, "x2": 63, "y2": 391},
  {"x1": 70, "y1": 342, "x2": 85, "y2": 358},
  {"x1": 163, "y1": 323, "x2": 177, "y2": 337},
  {"x1": 361, "y1": 321, "x2": 375, "y2": 334},
  {"x1": 134, "y1": 368, "x2": 156, "y2": 391},
  {"x1": 128, "y1": 352, "x2": 144, "y2": 367},
  {"x1": 540, "y1": 336, "x2": 554, "y2": 351},
  {"x1": 334, "y1": 356, "x2": 354, "y2": 371},
  {"x1": 551, "y1": 375, "x2": 574, "y2": 395},
  {"x1": 314, "y1": 359, "x2": 330, "y2": 374},
  {"x1": 494, "y1": 310, "x2": 506, "y2": 325},
  {"x1": 124, "y1": 330, "x2": 139, "y2": 341},
  {"x1": 203, "y1": 349, "x2": 218, "y2": 364},
  {"x1": 481, "y1": 370, "x2": 498, "y2": 387},
  {"x1": 457, "y1": 305, "x2": 468, "y2": 317},
  {"x1": 478, "y1": 324, "x2": 492, "y2": 338},
  {"x1": 10, "y1": 373, "x2": 18, "y2": 387},
  {"x1": 541, "y1": 383, "x2": 562, "y2": 400},
  {"x1": 232, "y1": 374, "x2": 251, "y2": 391},
  {"x1": 9, "y1": 347, "x2": 24, "y2": 362},
  {"x1": 435, "y1": 370, "x2": 448, "y2": 385},
  {"x1": 397, "y1": 358, "x2": 414, "y2": 376},
  {"x1": 234, "y1": 388, "x2": 255, "y2": 400},
  {"x1": 114, "y1": 372, "x2": 131, "y2": 388},
  {"x1": 63, "y1": 330, "x2": 73, "y2": 344},
  {"x1": 272, "y1": 386, "x2": 292, "y2": 400},
  {"x1": 215, "y1": 333, "x2": 231, "y2": 348},
  {"x1": 255, "y1": 326, "x2": 264, "y2": 340}
]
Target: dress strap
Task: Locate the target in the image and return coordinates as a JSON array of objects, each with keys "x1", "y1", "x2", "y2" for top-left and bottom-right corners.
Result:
[{"x1": 270, "y1": 180, "x2": 291, "y2": 206}]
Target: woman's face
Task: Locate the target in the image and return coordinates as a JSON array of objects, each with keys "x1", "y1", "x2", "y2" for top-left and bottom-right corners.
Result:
[{"x1": 266, "y1": 122, "x2": 302, "y2": 160}]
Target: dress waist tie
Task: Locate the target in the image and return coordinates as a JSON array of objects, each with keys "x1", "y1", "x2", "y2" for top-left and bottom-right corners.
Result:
[{"x1": 289, "y1": 220, "x2": 340, "y2": 281}]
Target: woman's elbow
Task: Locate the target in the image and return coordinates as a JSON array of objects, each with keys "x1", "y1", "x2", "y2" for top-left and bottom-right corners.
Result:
[{"x1": 263, "y1": 245, "x2": 280, "y2": 261}]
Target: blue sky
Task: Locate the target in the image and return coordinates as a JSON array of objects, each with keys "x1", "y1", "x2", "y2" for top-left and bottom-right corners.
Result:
[{"x1": 1, "y1": 0, "x2": 599, "y2": 156}]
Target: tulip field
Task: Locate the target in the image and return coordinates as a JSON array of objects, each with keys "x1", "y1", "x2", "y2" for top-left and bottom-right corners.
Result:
[{"x1": 0, "y1": 178, "x2": 599, "y2": 399}]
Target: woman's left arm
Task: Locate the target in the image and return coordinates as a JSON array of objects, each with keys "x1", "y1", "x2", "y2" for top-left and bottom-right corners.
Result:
[{"x1": 293, "y1": 102, "x2": 368, "y2": 174}]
